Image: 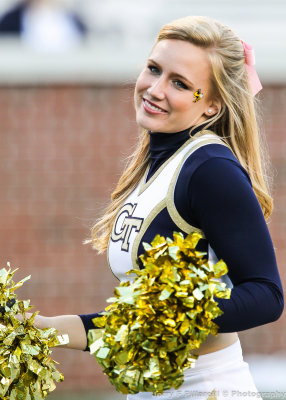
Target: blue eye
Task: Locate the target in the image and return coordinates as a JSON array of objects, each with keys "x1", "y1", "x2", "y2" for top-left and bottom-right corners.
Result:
[
  {"x1": 148, "y1": 65, "x2": 160, "y2": 74},
  {"x1": 174, "y1": 80, "x2": 188, "y2": 90},
  {"x1": 147, "y1": 64, "x2": 189, "y2": 90}
]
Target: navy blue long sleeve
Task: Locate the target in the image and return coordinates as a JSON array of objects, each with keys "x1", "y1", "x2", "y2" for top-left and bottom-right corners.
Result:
[
  {"x1": 79, "y1": 126, "x2": 284, "y2": 350},
  {"x1": 175, "y1": 152, "x2": 284, "y2": 332}
]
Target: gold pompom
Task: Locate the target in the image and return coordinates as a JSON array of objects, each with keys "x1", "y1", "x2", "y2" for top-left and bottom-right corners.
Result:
[
  {"x1": 88, "y1": 231, "x2": 231, "y2": 395},
  {"x1": 0, "y1": 263, "x2": 68, "y2": 399}
]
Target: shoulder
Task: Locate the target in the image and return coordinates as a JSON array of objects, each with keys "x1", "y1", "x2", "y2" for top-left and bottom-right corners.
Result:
[
  {"x1": 178, "y1": 142, "x2": 252, "y2": 188},
  {"x1": 173, "y1": 142, "x2": 255, "y2": 229}
]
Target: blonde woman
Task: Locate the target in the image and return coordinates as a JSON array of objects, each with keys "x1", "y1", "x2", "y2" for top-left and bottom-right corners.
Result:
[{"x1": 23, "y1": 16, "x2": 283, "y2": 399}]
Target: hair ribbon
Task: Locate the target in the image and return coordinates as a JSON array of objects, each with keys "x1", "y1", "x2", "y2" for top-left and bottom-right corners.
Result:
[{"x1": 241, "y1": 39, "x2": 262, "y2": 96}]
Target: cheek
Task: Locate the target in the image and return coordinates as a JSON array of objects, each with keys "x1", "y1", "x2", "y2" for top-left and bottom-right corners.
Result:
[
  {"x1": 135, "y1": 71, "x2": 149, "y2": 95},
  {"x1": 134, "y1": 79, "x2": 143, "y2": 110},
  {"x1": 169, "y1": 94, "x2": 196, "y2": 114}
]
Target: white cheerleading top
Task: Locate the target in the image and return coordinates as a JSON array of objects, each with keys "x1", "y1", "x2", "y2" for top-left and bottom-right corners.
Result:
[{"x1": 107, "y1": 130, "x2": 233, "y2": 289}]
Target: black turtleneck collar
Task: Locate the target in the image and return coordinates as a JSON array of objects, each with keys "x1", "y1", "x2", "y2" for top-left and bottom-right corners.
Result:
[
  {"x1": 149, "y1": 122, "x2": 212, "y2": 153},
  {"x1": 146, "y1": 122, "x2": 213, "y2": 182},
  {"x1": 149, "y1": 127, "x2": 191, "y2": 153}
]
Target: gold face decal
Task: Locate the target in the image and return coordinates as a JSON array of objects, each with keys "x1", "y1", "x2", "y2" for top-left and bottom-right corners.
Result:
[{"x1": 193, "y1": 89, "x2": 204, "y2": 103}]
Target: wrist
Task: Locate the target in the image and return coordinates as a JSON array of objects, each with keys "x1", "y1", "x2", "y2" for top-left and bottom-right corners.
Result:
[{"x1": 33, "y1": 314, "x2": 53, "y2": 330}]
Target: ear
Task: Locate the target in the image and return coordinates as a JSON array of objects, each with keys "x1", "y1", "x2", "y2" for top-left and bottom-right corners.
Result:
[{"x1": 204, "y1": 99, "x2": 222, "y2": 118}]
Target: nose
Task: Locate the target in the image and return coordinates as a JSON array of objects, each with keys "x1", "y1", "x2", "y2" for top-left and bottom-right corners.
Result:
[{"x1": 147, "y1": 77, "x2": 166, "y2": 100}]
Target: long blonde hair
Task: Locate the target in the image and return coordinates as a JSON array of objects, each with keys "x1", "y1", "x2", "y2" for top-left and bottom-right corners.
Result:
[{"x1": 87, "y1": 15, "x2": 273, "y2": 253}]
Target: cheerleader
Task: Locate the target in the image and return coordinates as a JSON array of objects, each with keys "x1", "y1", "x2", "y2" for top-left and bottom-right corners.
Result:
[{"x1": 26, "y1": 16, "x2": 284, "y2": 400}]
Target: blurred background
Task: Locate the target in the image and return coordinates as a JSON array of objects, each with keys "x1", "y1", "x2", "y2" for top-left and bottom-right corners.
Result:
[{"x1": 0, "y1": 1, "x2": 285, "y2": 399}]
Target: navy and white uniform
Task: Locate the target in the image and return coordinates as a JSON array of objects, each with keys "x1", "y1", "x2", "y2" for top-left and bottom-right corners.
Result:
[{"x1": 79, "y1": 125, "x2": 284, "y2": 399}]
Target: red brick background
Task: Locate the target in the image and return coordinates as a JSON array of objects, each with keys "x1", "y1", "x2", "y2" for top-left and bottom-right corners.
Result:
[{"x1": 0, "y1": 85, "x2": 285, "y2": 393}]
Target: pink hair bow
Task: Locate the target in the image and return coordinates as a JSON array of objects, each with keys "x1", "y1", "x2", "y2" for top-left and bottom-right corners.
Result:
[{"x1": 241, "y1": 39, "x2": 262, "y2": 96}]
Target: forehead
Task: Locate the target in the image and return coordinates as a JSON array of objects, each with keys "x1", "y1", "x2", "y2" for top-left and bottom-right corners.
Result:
[{"x1": 149, "y1": 39, "x2": 211, "y2": 85}]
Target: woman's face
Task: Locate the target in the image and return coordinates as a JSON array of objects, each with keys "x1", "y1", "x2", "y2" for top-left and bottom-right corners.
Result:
[{"x1": 134, "y1": 39, "x2": 217, "y2": 133}]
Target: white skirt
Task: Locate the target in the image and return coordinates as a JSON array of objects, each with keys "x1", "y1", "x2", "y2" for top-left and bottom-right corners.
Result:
[{"x1": 127, "y1": 338, "x2": 262, "y2": 400}]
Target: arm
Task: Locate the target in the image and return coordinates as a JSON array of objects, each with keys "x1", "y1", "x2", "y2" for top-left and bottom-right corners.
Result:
[
  {"x1": 22, "y1": 313, "x2": 89, "y2": 351},
  {"x1": 175, "y1": 152, "x2": 284, "y2": 332},
  {"x1": 50, "y1": 315, "x2": 89, "y2": 350}
]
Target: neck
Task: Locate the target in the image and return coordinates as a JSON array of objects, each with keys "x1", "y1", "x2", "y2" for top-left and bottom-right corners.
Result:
[
  {"x1": 149, "y1": 122, "x2": 212, "y2": 151},
  {"x1": 146, "y1": 122, "x2": 213, "y2": 183}
]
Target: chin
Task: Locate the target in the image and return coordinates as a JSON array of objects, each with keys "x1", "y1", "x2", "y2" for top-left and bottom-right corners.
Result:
[
  {"x1": 136, "y1": 114, "x2": 167, "y2": 132},
  {"x1": 136, "y1": 115, "x2": 152, "y2": 131},
  {"x1": 137, "y1": 121, "x2": 164, "y2": 132}
]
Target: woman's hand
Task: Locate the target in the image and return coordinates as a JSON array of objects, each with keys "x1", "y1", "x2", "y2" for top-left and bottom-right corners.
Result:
[
  {"x1": 14, "y1": 312, "x2": 47, "y2": 329},
  {"x1": 1, "y1": 312, "x2": 50, "y2": 330},
  {"x1": 1, "y1": 312, "x2": 87, "y2": 351}
]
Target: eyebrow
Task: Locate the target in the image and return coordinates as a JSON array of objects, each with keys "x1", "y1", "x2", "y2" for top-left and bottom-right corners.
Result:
[{"x1": 148, "y1": 58, "x2": 195, "y2": 88}]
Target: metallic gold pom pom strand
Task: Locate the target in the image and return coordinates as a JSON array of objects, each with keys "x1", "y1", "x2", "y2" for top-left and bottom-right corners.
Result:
[{"x1": 89, "y1": 231, "x2": 231, "y2": 395}]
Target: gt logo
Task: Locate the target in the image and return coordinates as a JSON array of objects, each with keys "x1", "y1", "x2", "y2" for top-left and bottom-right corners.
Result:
[{"x1": 111, "y1": 203, "x2": 143, "y2": 252}]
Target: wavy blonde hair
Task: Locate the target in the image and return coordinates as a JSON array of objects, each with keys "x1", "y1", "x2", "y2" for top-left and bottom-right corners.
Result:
[{"x1": 86, "y1": 15, "x2": 273, "y2": 253}]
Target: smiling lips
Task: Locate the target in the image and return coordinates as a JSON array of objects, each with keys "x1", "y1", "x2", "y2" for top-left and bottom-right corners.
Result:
[{"x1": 142, "y1": 98, "x2": 168, "y2": 114}]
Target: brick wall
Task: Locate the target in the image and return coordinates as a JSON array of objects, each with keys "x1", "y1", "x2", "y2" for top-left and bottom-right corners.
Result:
[{"x1": 0, "y1": 85, "x2": 285, "y2": 393}]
